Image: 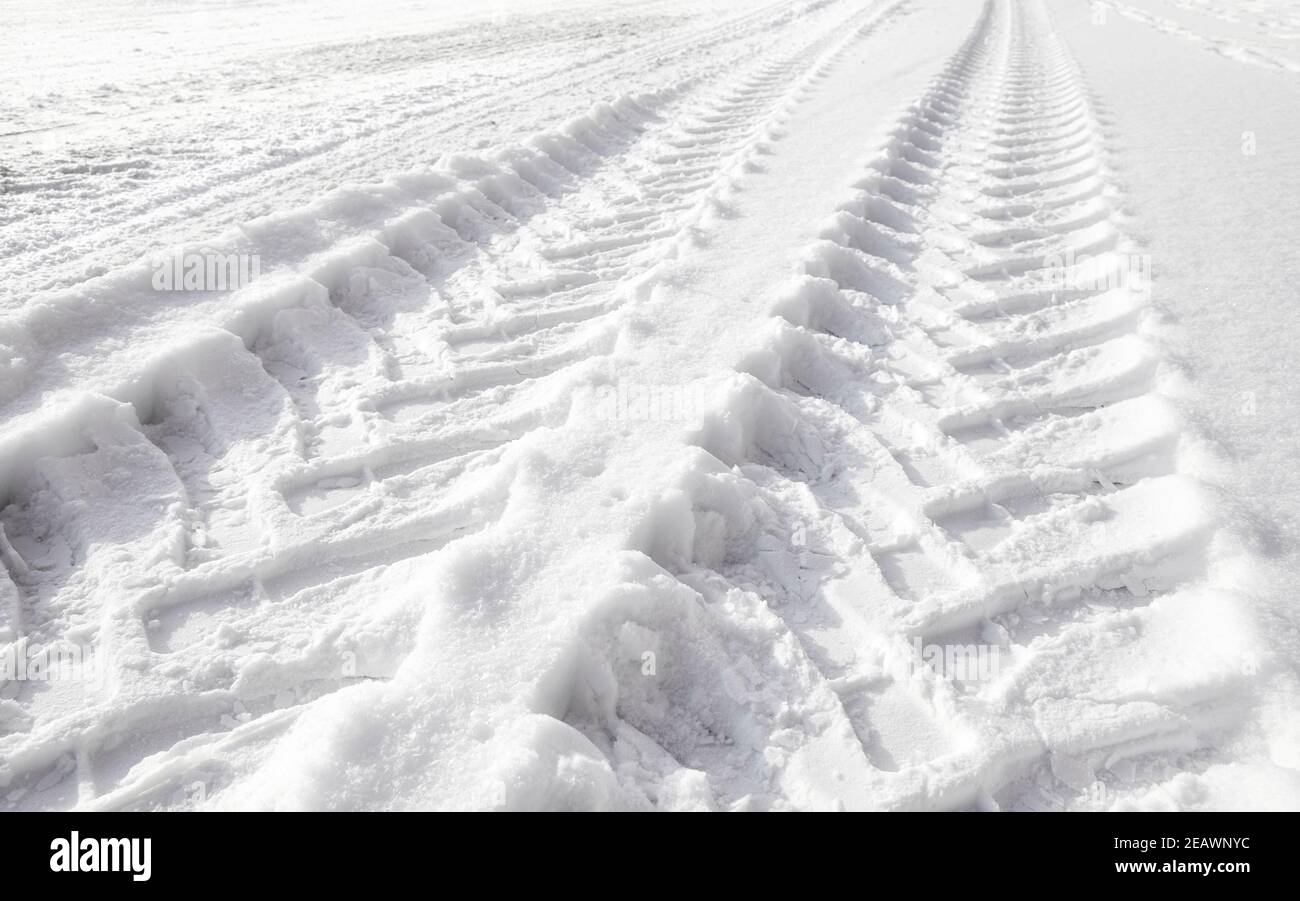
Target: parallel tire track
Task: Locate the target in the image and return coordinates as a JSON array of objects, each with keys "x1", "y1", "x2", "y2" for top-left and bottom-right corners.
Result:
[{"x1": 561, "y1": 0, "x2": 1252, "y2": 811}]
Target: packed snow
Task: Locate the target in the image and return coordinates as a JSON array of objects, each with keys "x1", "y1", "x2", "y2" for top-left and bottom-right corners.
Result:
[{"x1": 1, "y1": 0, "x2": 1298, "y2": 811}]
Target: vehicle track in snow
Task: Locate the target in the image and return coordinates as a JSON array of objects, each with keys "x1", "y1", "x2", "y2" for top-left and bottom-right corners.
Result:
[
  {"x1": 560, "y1": 0, "x2": 1259, "y2": 810},
  {"x1": 0, "y1": 0, "x2": 914, "y2": 811},
  {"x1": 1092, "y1": 0, "x2": 1300, "y2": 73},
  {"x1": 0, "y1": 0, "x2": 855, "y2": 307},
  {"x1": 0, "y1": 0, "x2": 1266, "y2": 811}
]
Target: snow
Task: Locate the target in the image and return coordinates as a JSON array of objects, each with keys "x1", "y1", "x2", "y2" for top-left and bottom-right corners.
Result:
[{"x1": 1, "y1": 0, "x2": 1298, "y2": 811}]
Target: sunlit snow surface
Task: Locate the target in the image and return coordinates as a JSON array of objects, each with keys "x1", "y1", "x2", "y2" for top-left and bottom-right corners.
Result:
[{"x1": 0, "y1": 0, "x2": 1298, "y2": 811}]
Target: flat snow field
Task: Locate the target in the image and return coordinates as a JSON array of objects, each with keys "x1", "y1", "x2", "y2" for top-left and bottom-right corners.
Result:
[{"x1": 1, "y1": 0, "x2": 1298, "y2": 811}]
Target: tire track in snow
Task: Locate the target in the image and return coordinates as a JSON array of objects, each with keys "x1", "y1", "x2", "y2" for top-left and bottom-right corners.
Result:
[
  {"x1": 1, "y1": 0, "x2": 847, "y2": 307},
  {"x1": 3, "y1": 0, "x2": 1260, "y2": 812},
  {"x1": 1093, "y1": 0, "x2": 1300, "y2": 73},
  {"x1": 562, "y1": 0, "x2": 1260, "y2": 810},
  {"x1": 0, "y1": 0, "x2": 913, "y2": 811},
  {"x1": 1152, "y1": 0, "x2": 1300, "y2": 35}
]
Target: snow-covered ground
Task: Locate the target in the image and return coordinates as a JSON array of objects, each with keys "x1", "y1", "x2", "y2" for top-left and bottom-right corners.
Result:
[{"x1": 1, "y1": 0, "x2": 1298, "y2": 811}]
